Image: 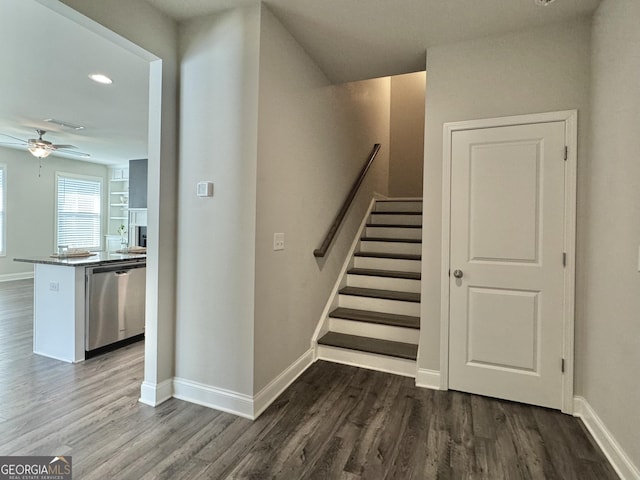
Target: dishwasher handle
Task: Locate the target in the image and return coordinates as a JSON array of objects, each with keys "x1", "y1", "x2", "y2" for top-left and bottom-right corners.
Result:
[{"x1": 90, "y1": 262, "x2": 146, "y2": 275}]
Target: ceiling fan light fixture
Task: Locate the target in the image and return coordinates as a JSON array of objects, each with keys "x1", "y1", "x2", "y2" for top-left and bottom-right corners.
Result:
[
  {"x1": 88, "y1": 73, "x2": 113, "y2": 85},
  {"x1": 535, "y1": 0, "x2": 557, "y2": 5},
  {"x1": 28, "y1": 145, "x2": 52, "y2": 158}
]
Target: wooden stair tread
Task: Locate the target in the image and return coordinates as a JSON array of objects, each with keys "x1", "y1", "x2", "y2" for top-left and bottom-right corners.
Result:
[
  {"x1": 355, "y1": 251, "x2": 421, "y2": 261},
  {"x1": 366, "y1": 223, "x2": 422, "y2": 229},
  {"x1": 318, "y1": 332, "x2": 418, "y2": 360},
  {"x1": 339, "y1": 286, "x2": 420, "y2": 303},
  {"x1": 347, "y1": 268, "x2": 421, "y2": 280},
  {"x1": 370, "y1": 211, "x2": 422, "y2": 215},
  {"x1": 329, "y1": 307, "x2": 420, "y2": 329},
  {"x1": 361, "y1": 237, "x2": 422, "y2": 244}
]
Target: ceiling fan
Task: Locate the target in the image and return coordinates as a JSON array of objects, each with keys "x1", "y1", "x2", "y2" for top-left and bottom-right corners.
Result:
[{"x1": 0, "y1": 129, "x2": 90, "y2": 158}]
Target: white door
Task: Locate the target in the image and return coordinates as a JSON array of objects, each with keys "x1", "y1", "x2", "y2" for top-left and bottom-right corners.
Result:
[{"x1": 448, "y1": 121, "x2": 567, "y2": 410}]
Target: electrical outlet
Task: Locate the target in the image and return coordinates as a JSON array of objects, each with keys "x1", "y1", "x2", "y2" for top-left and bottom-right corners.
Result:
[
  {"x1": 273, "y1": 233, "x2": 285, "y2": 251},
  {"x1": 49, "y1": 282, "x2": 59, "y2": 292}
]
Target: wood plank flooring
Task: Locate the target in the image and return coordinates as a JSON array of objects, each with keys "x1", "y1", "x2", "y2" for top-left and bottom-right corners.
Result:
[{"x1": 0, "y1": 279, "x2": 618, "y2": 479}]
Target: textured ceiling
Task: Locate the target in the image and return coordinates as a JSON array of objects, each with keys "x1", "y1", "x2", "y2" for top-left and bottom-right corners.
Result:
[
  {"x1": 0, "y1": 0, "x2": 600, "y2": 165},
  {"x1": 0, "y1": 0, "x2": 149, "y2": 165},
  {"x1": 146, "y1": 0, "x2": 601, "y2": 82}
]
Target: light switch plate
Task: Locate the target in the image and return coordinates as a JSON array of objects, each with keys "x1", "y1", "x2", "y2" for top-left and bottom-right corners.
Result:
[
  {"x1": 196, "y1": 181, "x2": 214, "y2": 197},
  {"x1": 274, "y1": 233, "x2": 285, "y2": 251}
]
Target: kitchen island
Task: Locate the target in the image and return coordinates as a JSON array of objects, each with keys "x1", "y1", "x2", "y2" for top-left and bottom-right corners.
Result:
[{"x1": 14, "y1": 252, "x2": 146, "y2": 363}]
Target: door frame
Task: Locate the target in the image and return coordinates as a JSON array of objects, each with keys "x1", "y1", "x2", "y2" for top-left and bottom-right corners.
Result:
[{"x1": 439, "y1": 110, "x2": 577, "y2": 414}]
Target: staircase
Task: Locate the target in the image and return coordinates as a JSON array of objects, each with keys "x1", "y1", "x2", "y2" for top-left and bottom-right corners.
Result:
[{"x1": 316, "y1": 199, "x2": 422, "y2": 377}]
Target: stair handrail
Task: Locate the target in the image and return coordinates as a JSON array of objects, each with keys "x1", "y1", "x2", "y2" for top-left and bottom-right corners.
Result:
[{"x1": 313, "y1": 143, "x2": 381, "y2": 258}]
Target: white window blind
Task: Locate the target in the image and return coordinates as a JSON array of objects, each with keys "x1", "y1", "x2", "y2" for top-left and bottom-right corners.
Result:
[
  {"x1": 56, "y1": 173, "x2": 102, "y2": 250},
  {"x1": 0, "y1": 166, "x2": 5, "y2": 256}
]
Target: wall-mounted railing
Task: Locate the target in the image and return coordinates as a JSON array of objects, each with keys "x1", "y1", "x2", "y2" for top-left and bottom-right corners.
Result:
[{"x1": 313, "y1": 144, "x2": 381, "y2": 258}]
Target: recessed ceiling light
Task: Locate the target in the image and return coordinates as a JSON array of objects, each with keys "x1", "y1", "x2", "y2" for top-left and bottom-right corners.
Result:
[
  {"x1": 44, "y1": 118, "x2": 85, "y2": 130},
  {"x1": 535, "y1": 0, "x2": 557, "y2": 5},
  {"x1": 88, "y1": 73, "x2": 113, "y2": 85}
]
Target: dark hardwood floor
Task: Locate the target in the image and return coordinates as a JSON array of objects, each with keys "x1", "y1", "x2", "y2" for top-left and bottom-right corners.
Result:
[{"x1": 0, "y1": 279, "x2": 618, "y2": 479}]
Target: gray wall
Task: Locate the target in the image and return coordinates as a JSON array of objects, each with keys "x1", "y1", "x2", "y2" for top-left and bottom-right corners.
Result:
[
  {"x1": 421, "y1": 18, "x2": 592, "y2": 370},
  {"x1": 175, "y1": 6, "x2": 261, "y2": 395},
  {"x1": 0, "y1": 147, "x2": 108, "y2": 278},
  {"x1": 174, "y1": 4, "x2": 391, "y2": 396},
  {"x1": 254, "y1": 6, "x2": 390, "y2": 392},
  {"x1": 580, "y1": 0, "x2": 640, "y2": 467},
  {"x1": 389, "y1": 72, "x2": 425, "y2": 197}
]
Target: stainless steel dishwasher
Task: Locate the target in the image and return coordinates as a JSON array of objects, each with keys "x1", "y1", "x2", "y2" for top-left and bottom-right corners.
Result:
[{"x1": 85, "y1": 262, "x2": 146, "y2": 351}]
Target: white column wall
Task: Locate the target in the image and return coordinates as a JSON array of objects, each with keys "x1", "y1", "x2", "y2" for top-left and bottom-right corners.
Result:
[{"x1": 175, "y1": 7, "x2": 261, "y2": 396}]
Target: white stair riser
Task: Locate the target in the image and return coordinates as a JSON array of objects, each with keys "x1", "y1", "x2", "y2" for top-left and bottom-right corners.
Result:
[
  {"x1": 328, "y1": 318, "x2": 420, "y2": 343},
  {"x1": 369, "y1": 214, "x2": 422, "y2": 226},
  {"x1": 359, "y1": 241, "x2": 422, "y2": 255},
  {"x1": 347, "y1": 274, "x2": 421, "y2": 293},
  {"x1": 375, "y1": 201, "x2": 423, "y2": 213},
  {"x1": 316, "y1": 345, "x2": 417, "y2": 377},
  {"x1": 339, "y1": 294, "x2": 420, "y2": 316},
  {"x1": 354, "y1": 256, "x2": 421, "y2": 272},
  {"x1": 365, "y1": 226, "x2": 422, "y2": 240}
]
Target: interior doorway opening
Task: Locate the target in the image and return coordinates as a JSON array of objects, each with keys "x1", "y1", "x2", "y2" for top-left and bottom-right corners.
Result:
[{"x1": 32, "y1": 0, "x2": 165, "y2": 401}]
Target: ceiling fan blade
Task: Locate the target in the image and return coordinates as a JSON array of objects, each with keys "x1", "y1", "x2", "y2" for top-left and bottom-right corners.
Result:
[
  {"x1": 52, "y1": 144, "x2": 77, "y2": 150},
  {"x1": 0, "y1": 133, "x2": 28, "y2": 144},
  {"x1": 0, "y1": 142, "x2": 27, "y2": 146},
  {"x1": 56, "y1": 148, "x2": 91, "y2": 158}
]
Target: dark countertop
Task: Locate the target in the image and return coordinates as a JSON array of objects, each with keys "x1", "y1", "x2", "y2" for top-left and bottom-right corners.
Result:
[{"x1": 14, "y1": 252, "x2": 146, "y2": 267}]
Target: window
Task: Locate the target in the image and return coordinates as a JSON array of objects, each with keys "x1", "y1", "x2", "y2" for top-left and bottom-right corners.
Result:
[
  {"x1": 0, "y1": 165, "x2": 5, "y2": 256},
  {"x1": 55, "y1": 173, "x2": 103, "y2": 250}
]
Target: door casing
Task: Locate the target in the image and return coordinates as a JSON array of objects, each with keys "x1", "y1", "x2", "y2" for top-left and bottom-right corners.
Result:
[{"x1": 440, "y1": 110, "x2": 577, "y2": 414}]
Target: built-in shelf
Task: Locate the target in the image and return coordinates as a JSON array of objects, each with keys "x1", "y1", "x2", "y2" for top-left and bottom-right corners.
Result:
[{"x1": 108, "y1": 166, "x2": 129, "y2": 237}]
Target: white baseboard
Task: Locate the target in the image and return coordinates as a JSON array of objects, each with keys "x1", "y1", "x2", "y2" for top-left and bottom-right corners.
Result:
[
  {"x1": 415, "y1": 368, "x2": 441, "y2": 390},
  {"x1": 33, "y1": 349, "x2": 77, "y2": 364},
  {"x1": 253, "y1": 348, "x2": 314, "y2": 419},
  {"x1": 574, "y1": 396, "x2": 640, "y2": 480},
  {"x1": 0, "y1": 272, "x2": 34, "y2": 282},
  {"x1": 171, "y1": 350, "x2": 315, "y2": 420},
  {"x1": 139, "y1": 378, "x2": 173, "y2": 407},
  {"x1": 173, "y1": 377, "x2": 254, "y2": 420}
]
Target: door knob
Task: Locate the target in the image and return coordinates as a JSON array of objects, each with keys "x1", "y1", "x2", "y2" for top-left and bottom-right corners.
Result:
[{"x1": 453, "y1": 269, "x2": 463, "y2": 279}]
